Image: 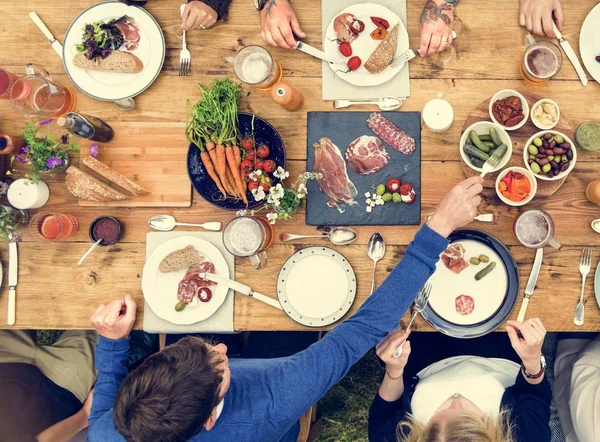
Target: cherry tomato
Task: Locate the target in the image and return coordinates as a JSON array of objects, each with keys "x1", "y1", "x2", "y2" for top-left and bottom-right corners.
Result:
[
  {"x1": 240, "y1": 159, "x2": 254, "y2": 175},
  {"x1": 399, "y1": 182, "x2": 413, "y2": 195},
  {"x1": 386, "y1": 178, "x2": 401, "y2": 193},
  {"x1": 263, "y1": 160, "x2": 277, "y2": 174},
  {"x1": 244, "y1": 149, "x2": 256, "y2": 161},
  {"x1": 259, "y1": 177, "x2": 272, "y2": 192},
  {"x1": 248, "y1": 180, "x2": 260, "y2": 191},
  {"x1": 339, "y1": 42, "x2": 352, "y2": 57},
  {"x1": 254, "y1": 158, "x2": 264, "y2": 171},
  {"x1": 257, "y1": 144, "x2": 270, "y2": 158},
  {"x1": 349, "y1": 19, "x2": 365, "y2": 34},
  {"x1": 347, "y1": 56, "x2": 362, "y2": 71},
  {"x1": 241, "y1": 137, "x2": 255, "y2": 150},
  {"x1": 198, "y1": 287, "x2": 212, "y2": 303}
]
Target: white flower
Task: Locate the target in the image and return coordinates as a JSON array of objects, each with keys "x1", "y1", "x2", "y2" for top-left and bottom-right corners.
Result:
[
  {"x1": 266, "y1": 213, "x2": 278, "y2": 224},
  {"x1": 270, "y1": 183, "x2": 285, "y2": 198},
  {"x1": 273, "y1": 167, "x2": 289, "y2": 180},
  {"x1": 249, "y1": 170, "x2": 263, "y2": 182},
  {"x1": 297, "y1": 183, "x2": 307, "y2": 194},
  {"x1": 251, "y1": 187, "x2": 266, "y2": 202}
]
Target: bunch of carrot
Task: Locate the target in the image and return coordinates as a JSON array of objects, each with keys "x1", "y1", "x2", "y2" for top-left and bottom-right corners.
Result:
[{"x1": 185, "y1": 78, "x2": 248, "y2": 205}]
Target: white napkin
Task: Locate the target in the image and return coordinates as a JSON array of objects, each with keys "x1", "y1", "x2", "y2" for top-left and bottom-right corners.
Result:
[
  {"x1": 321, "y1": 0, "x2": 410, "y2": 101},
  {"x1": 142, "y1": 231, "x2": 235, "y2": 334}
]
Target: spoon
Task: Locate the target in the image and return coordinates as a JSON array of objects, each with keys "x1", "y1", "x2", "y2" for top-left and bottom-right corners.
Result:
[
  {"x1": 334, "y1": 96, "x2": 403, "y2": 111},
  {"x1": 78, "y1": 238, "x2": 103, "y2": 265},
  {"x1": 367, "y1": 233, "x2": 386, "y2": 295},
  {"x1": 280, "y1": 227, "x2": 357, "y2": 246},
  {"x1": 592, "y1": 219, "x2": 600, "y2": 233},
  {"x1": 148, "y1": 215, "x2": 222, "y2": 232}
]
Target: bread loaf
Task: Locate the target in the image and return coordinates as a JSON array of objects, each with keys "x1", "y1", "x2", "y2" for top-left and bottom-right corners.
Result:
[
  {"x1": 159, "y1": 246, "x2": 204, "y2": 273},
  {"x1": 82, "y1": 156, "x2": 147, "y2": 196},
  {"x1": 65, "y1": 166, "x2": 129, "y2": 202},
  {"x1": 73, "y1": 51, "x2": 144, "y2": 74},
  {"x1": 365, "y1": 24, "x2": 399, "y2": 74}
]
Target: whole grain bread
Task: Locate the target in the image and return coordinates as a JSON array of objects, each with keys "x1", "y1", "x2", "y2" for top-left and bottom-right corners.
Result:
[
  {"x1": 159, "y1": 246, "x2": 204, "y2": 273},
  {"x1": 365, "y1": 24, "x2": 399, "y2": 74},
  {"x1": 65, "y1": 166, "x2": 129, "y2": 202},
  {"x1": 82, "y1": 156, "x2": 147, "y2": 196},
  {"x1": 73, "y1": 51, "x2": 144, "y2": 74}
]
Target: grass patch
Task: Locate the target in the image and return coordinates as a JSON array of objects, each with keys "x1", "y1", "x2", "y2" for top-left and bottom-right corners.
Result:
[{"x1": 316, "y1": 349, "x2": 384, "y2": 442}]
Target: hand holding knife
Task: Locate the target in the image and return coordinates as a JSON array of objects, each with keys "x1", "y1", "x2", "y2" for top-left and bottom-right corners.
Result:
[{"x1": 517, "y1": 247, "x2": 543, "y2": 322}]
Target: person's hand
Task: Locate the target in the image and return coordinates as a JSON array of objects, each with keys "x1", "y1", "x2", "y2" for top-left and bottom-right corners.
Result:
[
  {"x1": 519, "y1": 0, "x2": 563, "y2": 38},
  {"x1": 182, "y1": 1, "x2": 218, "y2": 31},
  {"x1": 427, "y1": 176, "x2": 484, "y2": 238},
  {"x1": 260, "y1": 0, "x2": 306, "y2": 50},
  {"x1": 376, "y1": 331, "x2": 411, "y2": 379},
  {"x1": 82, "y1": 388, "x2": 94, "y2": 419},
  {"x1": 506, "y1": 318, "x2": 546, "y2": 373},
  {"x1": 419, "y1": 0, "x2": 456, "y2": 56},
  {"x1": 90, "y1": 294, "x2": 137, "y2": 340}
]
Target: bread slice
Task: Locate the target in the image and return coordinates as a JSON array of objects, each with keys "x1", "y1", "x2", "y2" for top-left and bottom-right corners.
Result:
[
  {"x1": 73, "y1": 51, "x2": 144, "y2": 74},
  {"x1": 365, "y1": 24, "x2": 399, "y2": 74},
  {"x1": 82, "y1": 156, "x2": 147, "y2": 196},
  {"x1": 159, "y1": 246, "x2": 204, "y2": 273},
  {"x1": 65, "y1": 166, "x2": 129, "y2": 202}
]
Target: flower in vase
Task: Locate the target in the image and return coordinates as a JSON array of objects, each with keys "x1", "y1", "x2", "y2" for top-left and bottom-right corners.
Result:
[
  {"x1": 273, "y1": 167, "x2": 289, "y2": 180},
  {"x1": 297, "y1": 182, "x2": 308, "y2": 198},
  {"x1": 266, "y1": 213, "x2": 278, "y2": 224},
  {"x1": 15, "y1": 155, "x2": 31, "y2": 164},
  {"x1": 251, "y1": 186, "x2": 266, "y2": 202},
  {"x1": 90, "y1": 143, "x2": 99, "y2": 158},
  {"x1": 46, "y1": 156, "x2": 63, "y2": 169}
]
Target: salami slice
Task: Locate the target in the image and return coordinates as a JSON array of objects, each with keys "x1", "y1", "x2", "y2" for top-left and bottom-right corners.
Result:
[
  {"x1": 177, "y1": 278, "x2": 200, "y2": 303},
  {"x1": 366, "y1": 112, "x2": 415, "y2": 155},
  {"x1": 455, "y1": 295, "x2": 475, "y2": 315}
]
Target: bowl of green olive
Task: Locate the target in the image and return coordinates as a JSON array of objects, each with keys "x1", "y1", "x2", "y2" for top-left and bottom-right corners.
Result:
[{"x1": 523, "y1": 130, "x2": 577, "y2": 181}]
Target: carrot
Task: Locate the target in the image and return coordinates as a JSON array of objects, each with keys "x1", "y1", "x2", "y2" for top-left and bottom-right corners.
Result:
[
  {"x1": 200, "y1": 149, "x2": 226, "y2": 197},
  {"x1": 225, "y1": 168, "x2": 239, "y2": 199},
  {"x1": 214, "y1": 143, "x2": 233, "y2": 194},
  {"x1": 232, "y1": 144, "x2": 247, "y2": 196},
  {"x1": 225, "y1": 145, "x2": 248, "y2": 205}
]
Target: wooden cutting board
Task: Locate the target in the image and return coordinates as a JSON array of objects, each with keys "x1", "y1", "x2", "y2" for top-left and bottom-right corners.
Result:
[
  {"x1": 462, "y1": 92, "x2": 574, "y2": 196},
  {"x1": 79, "y1": 122, "x2": 192, "y2": 207}
]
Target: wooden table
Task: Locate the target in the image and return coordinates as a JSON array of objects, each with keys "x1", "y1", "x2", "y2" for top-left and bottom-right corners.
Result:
[{"x1": 0, "y1": 0, "x2": 599, "y2": 331}]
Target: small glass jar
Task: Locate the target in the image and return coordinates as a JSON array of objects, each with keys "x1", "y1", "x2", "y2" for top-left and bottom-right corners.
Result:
[
  {"x1": 575, "y1": 122, "x2": 600, "y2": 152},
  {"x1": 39, "y1": 152, "x2": 70, "y2": 175}
]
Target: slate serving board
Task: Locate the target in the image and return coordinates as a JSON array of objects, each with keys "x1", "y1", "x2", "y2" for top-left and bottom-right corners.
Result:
[{"x1": 306, "y1": 111, "x2": 421, "y2": 226}]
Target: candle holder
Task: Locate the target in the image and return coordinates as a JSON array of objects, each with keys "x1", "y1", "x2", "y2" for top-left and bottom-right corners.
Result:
[{"x1": 7, "y1": 179, "x2": 49, "y2": 210}]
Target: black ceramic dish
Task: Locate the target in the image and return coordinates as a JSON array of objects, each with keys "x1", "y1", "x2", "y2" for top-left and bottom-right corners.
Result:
[
  {"x1": 187, "y1": 112, "x2": 287, "y2": 211},
  {"x1": 89, "y1": 216, "x2": 122, "y2": 246},
  {"x1": 421, "y1": 229, "x2": 520, "y2": 339}
]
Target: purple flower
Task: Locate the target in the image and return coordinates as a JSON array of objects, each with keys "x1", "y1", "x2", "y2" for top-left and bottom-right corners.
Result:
[
  {"x1": 20, "y1": 145, "x2": 29, "y2": 154},
  {"x1": 90, "y1": 143, "x2": 99, "y2": 158},
  {"x1": 46, "y1": 156, "x2": 63, "y2": 169},
  {"x1": 15, "y1": 155, "x2": 30, "y2": 164},
  {"x1": 39, "y1": 118, "x2": 53, "y2": 126}
]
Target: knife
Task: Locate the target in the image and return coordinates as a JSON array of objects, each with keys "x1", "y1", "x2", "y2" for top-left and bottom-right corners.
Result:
[
  {"x1": 552, "y1": 23, "x2": 587, "y2": 87},
  {"x1": 296, "y1": 41, "x2": 345, "y2": 65},
  {"x1": 29, "y1": 12, "x2": 64, "y2": 60},
  {"x1": 517, "y1": 247, "x2": 543, "y2": 322},
  {"x1": 7, "y1": 240, "x2": 18, "y2": 326},
  {"x1": 199, "y1": 272, "x2": 283, "y2": 311}
]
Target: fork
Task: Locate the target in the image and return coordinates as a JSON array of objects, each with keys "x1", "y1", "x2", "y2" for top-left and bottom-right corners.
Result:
[
  {"x1": 393, "y1": 282, "x2": 433, "y2": 357},
  {"x1": 390, "y1": 31, "x2": 458, "y2": 69},
  {"x1": 479, "y1": 154, "x2": 501, "y2": 178},
  {"x1": 574, "y1": 247, "x2": 592, "y2": 326},
  {"x1": 179, "y1": 4, "x2": 191, "y2": 76}
]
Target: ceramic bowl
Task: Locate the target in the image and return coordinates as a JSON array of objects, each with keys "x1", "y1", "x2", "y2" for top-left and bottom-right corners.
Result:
[
  {"x1": 460, "y1": 121, "x2": 513, "y2": 173},
  {"x1": 495, "y1": 166, "x2": 537, "y2": 207},
  {"x1": 530, "y1": 99, "x2": 560, "y2": 130},
  {"x1": 522, "y1": 130, "x2": 577, "y2": 181},
  {"x1": 489, "y1": 89, "x2": 529, "y2": 131}
]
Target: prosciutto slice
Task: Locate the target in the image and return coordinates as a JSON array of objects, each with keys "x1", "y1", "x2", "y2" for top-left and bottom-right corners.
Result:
[
  {"x1": 183, "y1": 262, "x2": 217, "y2": 287},
  {"x1": 441, "y1": 243, "x2": 469, "y2": 274},
  {"x1": 333, "y1": 13, "x2": 359, "y2": 43},
  {"x1": 313, "y1": 137, "x2": 358, "y2": 213},
  {"x1": 345, "y1": 135, "x2": 390, "y2": 175},
  {"x1": 115, "y1": 18, "x2": 141, "y2": 51}
]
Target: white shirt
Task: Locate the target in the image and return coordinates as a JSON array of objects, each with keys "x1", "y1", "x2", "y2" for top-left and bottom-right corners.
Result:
[{"x1": 410, "y1": 356, "x2": 520, "y2": 423}]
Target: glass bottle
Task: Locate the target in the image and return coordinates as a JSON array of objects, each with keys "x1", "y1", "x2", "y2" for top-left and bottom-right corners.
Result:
[
  {"x1": 56, "y1": 112, "x2": 114, "y2": 143},
  {"x1": 586, "y1": 181, "x2": 600, "y2": 205}
]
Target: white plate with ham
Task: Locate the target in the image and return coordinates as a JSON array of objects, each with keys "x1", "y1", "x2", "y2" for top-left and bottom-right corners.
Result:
[
  {"x1": 142, "y1": 237, "x2": 229, "y2": 325},
  {"x1": 63, "y1": 1, "x2": 165, "y2": 102},
  {"x1": 324, "y1": 3, "x2": 409, "y2": 87},
  {"x1": 421, "y1": 229, "x2": 519, "y2": 338}
]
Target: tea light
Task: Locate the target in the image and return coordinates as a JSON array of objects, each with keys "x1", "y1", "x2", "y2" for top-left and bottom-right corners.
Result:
[
  {"x1": 423, "y1": 97, "x2": 454, "y2": 133},
  {"x1": 7, "y1": 179, "x2": 50, "y2": 209}
]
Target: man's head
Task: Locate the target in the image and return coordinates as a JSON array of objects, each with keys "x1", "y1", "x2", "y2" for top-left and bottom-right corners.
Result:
[{"x1": 114, "y1": 336, "x2": 230, "y2": 442}]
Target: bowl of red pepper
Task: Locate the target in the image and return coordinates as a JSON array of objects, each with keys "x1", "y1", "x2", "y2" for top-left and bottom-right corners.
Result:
[{"x1": 495, "y1": 167, "x2": 537, "y2": 207}]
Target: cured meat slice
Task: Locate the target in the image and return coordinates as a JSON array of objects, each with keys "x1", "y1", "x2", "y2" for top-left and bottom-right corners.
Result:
[
  {"x1": 441, "y1": 244, "x2": 469, "y2": 274},
  {"x1": 177, "y1": 278, "x2": 201, "y2": 303},
  {"x1": 183, "y1": 262, "x2": 217, "y2": 287},
  {"x1": 367, "y1": 112, "x2": 416, "y2": 155},
  {"x1": 312, "y1": 137, "x2": 358, "y2": 213},
  {"x1": 115, "y1": 18, "x2": 141, "y2": 51},
  {"x1": 333, "y1": 13, "x2": 359, "y2": 44},
  {"x1": 455, "y1": 295, "x2": 475, "y2": 315},
  {"x1": 345, "y1": 136, "x2": 390, "y2": 175}
]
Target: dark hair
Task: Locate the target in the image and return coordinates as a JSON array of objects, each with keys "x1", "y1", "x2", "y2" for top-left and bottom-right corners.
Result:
[{"x1": 114, "y1": 336, "x2": 224, "y2": 442}]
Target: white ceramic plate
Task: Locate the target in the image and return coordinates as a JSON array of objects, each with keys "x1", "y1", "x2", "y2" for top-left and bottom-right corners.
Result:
[
  {"x1": 580, "y1": 3, "x2": 600, "y2": 84},
  {"x1": 427, "y1": 239, "x2": 508, "y2": 326},
  {"x1": 142, "y1": 237, "x2": 229, "y2": 325},
  {"x1": 277, "y1": 247, "x2": 356, "y2": 327},
  {"x1": 594, "y1": 257, "x2": 600, "y2": 311},
  {"x1": 324, "y1": 3, "x2": 409, "y2": 87},
  {"x1": 63, "y1": 1, "x2": 165, "y2": 101}
]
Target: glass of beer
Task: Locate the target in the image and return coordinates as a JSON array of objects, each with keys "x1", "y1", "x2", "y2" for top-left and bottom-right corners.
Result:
[
  {"x1": 222, "y1": 215, "x2": 274, "y2": 269},
  {"x1": 231, "y1": 46, "x2": 282, "y2": 91},
  {"x1": 514, "y1": 209, "x2": 561, "y2": 249},
  {"x1": 520, "y1": 34, "x2": 563, "y2": 84}
]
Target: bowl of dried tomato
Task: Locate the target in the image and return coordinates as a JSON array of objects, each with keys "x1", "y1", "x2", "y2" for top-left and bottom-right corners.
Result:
[{"x1": 489, "y1": 89, "x2": 529, "y2": 131}]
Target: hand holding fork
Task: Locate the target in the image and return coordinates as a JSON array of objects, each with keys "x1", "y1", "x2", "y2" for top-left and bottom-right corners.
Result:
[
  {"x1": 179, "y1": 4, "x2": 191, "y2": 76},
  {"x1": 393, "y1": 282, "x2": 432, "y2": 357}
]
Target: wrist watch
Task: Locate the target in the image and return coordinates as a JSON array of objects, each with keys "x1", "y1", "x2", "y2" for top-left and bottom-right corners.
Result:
[
  {"x1": 254, "y1": 0, "x2": 268, "y2": 11},
  {"x1": 522, "y1": 355, "x2": 546, "y2": 379}
]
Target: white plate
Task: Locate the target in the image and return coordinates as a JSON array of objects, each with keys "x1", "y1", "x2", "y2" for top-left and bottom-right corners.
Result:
[
  {"x1": 580, "y1": 3, "x2": 600, "y2": 84},
  {"x1": 142, "y1": 237, "x2": 229, "y2": 325},
  {"x1": 63, "y1": 1, "x2": 165, "y2": 101},
  {"x1": 324, "y1": 3, "x2": 409, "y2": 87},
  {"x1": 427, "y1": 240, "x2": 508, "y2": 326},
  {"x1": 277, "y1": 247, "x2": 356, "y2": 327}
]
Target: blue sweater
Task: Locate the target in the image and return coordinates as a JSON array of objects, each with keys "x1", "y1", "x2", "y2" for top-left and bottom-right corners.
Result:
[{"x1": 88, "y1": 224, "x2": 448, "y2": 442}]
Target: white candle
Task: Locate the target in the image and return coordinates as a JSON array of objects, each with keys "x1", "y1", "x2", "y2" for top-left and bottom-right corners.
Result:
[
  {"x1": 423, "y1": 98, "x2": 454, "y2": 133},
  {"x1": 8, "y1": 179, "x2": 50, "y2": 210}
]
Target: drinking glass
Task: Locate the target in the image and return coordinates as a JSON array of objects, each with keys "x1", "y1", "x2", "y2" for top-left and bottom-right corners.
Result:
[
  {"x1": 31, "y1": 212, "x2": 79, "y2": 241},
  {"x1": 514, "y1": 209, "x2": 561, "y2": 249},
  {"x1": 222, "y1": 215, "x2": 274, "y2": 269},
  {"x1": 10, "y1": 64, "x2": 76, "y2": 119},
  {"x1": 231, "y1": 45, "x2": 282, "y2": 90},
  {"x1": 520, "y1": 34, "x2": 563, "y2": 84},
  {"x1": 0, "y1": 68, "x2": 20, "y2": 100}
]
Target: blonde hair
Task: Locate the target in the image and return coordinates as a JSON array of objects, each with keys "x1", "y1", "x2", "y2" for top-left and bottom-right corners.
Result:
[{"x1": 397, "y1": 409, "x2": 515, "y2": 442}]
